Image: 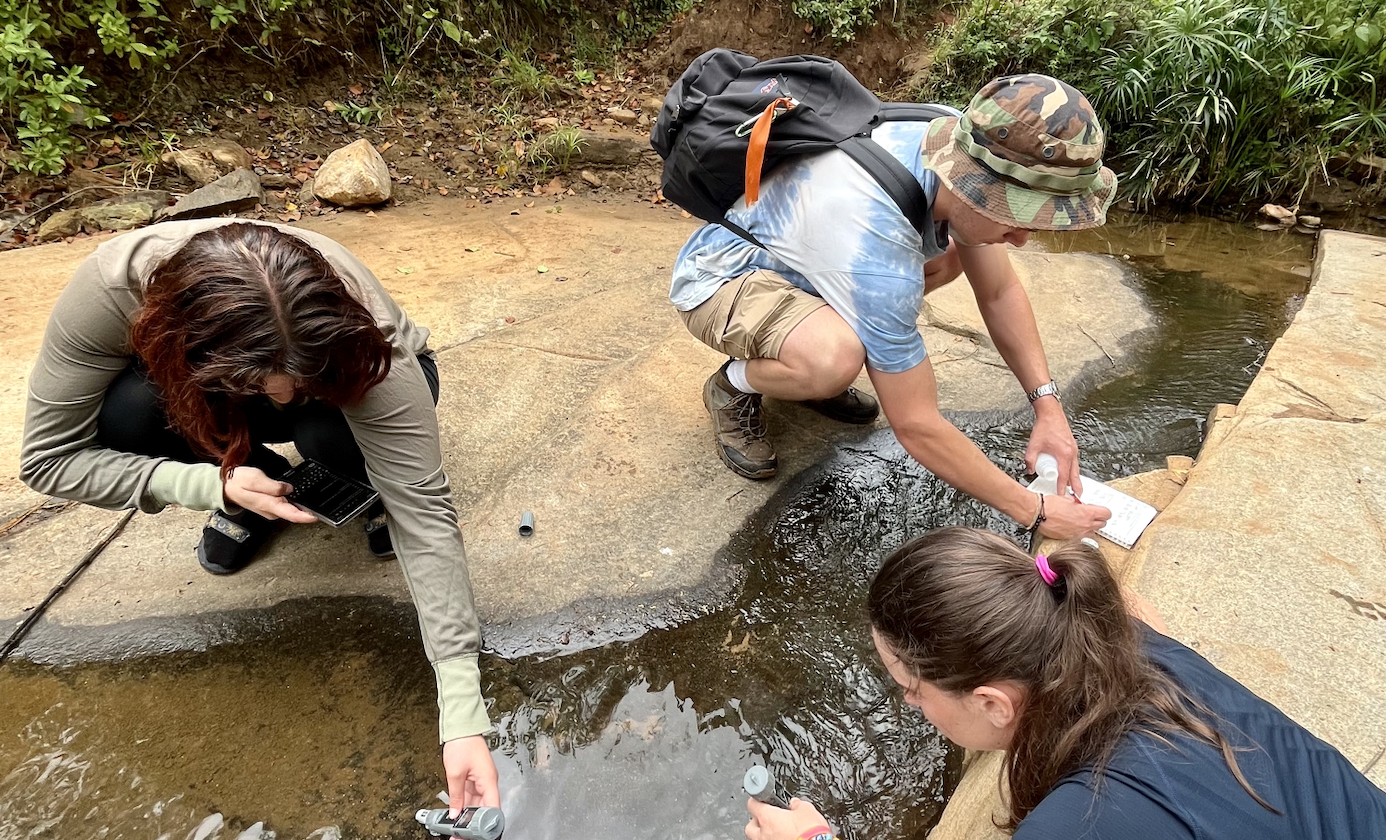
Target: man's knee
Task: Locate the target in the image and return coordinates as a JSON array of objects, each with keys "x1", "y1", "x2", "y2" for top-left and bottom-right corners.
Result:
[
  {"x1": 777, "y1": 307, "x2": 866, "y2": 394},
  {"x1": 787, "y1": 323, "x2": 864, "y2": 396},
  {"x1": 817, "y1": 337, "x2": 867, "y2": 393}
]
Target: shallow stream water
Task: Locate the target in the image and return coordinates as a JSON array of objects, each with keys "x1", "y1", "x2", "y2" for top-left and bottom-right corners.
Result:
[{"x1": 0, "y1": 214, "x2": 1313, "y2": 840}]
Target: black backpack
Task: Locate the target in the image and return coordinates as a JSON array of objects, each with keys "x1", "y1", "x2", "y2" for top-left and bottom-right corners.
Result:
[{"x1": 650, "y1": 48, "x2": 956, "y2": 248}]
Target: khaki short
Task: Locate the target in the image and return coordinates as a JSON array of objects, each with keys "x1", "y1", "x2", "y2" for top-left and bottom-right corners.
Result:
[{"x1": 679, "y1": 270, "x2": 827, "y2": 360}]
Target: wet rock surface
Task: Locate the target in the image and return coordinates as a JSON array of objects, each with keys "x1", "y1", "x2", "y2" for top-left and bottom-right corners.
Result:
[{"x1": 0, "y1": 196, "x2": 1152, "y2": 658}]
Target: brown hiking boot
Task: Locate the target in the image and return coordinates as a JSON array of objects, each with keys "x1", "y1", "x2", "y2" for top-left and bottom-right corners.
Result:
[
  {"x1": 802, "y1": 387, "x2": 880, "y2": 424},
  {"x1": 703, "y1": 363, "x2": 777, "y2": 480}
]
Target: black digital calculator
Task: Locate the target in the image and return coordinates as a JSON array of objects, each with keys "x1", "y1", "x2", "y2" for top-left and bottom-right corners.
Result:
[{"x1": 281, "y1": 459, "x2": 379, "y2": 526}]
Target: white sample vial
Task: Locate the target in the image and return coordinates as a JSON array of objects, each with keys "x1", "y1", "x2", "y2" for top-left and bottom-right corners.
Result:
[{"x1": 1029, "y1": 453, "x2": 1060, "y2": 496}]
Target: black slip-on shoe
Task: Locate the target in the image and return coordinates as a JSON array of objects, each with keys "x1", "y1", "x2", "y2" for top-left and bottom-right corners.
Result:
[
  {"x1": 801, "y1": 387, "x2": 880, "y2": 424},
  {"x1": 196, "y1": 508, "x2": 280, "y2": 575}
]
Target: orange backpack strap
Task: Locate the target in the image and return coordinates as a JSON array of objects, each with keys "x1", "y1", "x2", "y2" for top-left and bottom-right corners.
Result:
[{"x1": 744, "y1": 96, "x2": 794, "y2": 206}]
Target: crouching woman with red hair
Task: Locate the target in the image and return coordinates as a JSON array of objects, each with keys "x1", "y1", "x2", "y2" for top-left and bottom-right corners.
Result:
[
  {"x1": 748, "y1": 527, "x2": 1386, "y2": 840},
  {"x1": 21, "y1": 219, "x2": 497, "y2": 815}
]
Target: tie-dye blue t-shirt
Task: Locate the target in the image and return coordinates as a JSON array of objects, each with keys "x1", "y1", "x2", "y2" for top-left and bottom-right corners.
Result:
[{"x1": 669, "y1": 119, "x2": 951, "y2": 375}]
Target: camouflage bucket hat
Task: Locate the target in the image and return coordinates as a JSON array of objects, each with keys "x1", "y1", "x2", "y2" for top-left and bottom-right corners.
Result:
[{"x1": 923, "y1": 74, "x2": 1117, "y2": 231}]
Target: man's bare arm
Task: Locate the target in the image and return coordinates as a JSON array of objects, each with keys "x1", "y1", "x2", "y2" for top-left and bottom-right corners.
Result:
[{"x1": 868, "y1": 359, "x2": 1109, "y2": 538}]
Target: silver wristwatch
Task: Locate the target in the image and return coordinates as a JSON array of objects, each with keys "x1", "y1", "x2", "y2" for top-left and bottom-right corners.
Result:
[{"x1": 1026, "y1": 380, "x2": 1060, "y2": 404}]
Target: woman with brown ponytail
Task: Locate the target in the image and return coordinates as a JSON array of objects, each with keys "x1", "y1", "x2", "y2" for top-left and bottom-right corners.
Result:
[
  {"x1": 21, "y1": 219, "x2": 498, "y2": 816},
  {"x1": 746, "y1": 527, "x2": 1386, "y2": 840}
]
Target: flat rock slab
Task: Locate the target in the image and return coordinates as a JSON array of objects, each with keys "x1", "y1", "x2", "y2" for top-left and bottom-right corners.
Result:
[
  {"x1": 0, "y1": 197, "x2": 1148, "y2": 659},
  {"x1": 1125, "y1": 230, "x2": 1386, "y2": 788}
]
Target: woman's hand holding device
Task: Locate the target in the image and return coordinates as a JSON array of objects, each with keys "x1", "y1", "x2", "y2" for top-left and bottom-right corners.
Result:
[
  {"x1": 744, "y1": 798, "x2": 832, "y2": 840},
  {"x1": 223, "y1": 466, "x2": 318, "y2": 524}
]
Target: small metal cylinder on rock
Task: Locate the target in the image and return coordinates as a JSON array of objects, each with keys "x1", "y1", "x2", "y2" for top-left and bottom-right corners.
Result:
[{"x1": 519, "y1": 511, "x2": 535, "y2": 537}]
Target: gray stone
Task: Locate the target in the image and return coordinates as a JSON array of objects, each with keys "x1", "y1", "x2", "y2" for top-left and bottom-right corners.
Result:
[
  {"x1": 36, "y1": 208, "x2": 82, "y2": 241},
  {"x1": 312, "y1": 139, "x2": 391, "y2": 207},
  {"x1": 580, "y1": 169, "x2": 602, "y2": 187},
  {"x1": 191, "y1": 813, "x2": 224, "y2": 840},
  {"x1": 296, "y1": 177, "x2": 316, "y2": 207},
  {"x1": 233, "y1": 822, "x2": 268, "y2": 840},
  {"x1": 571, "y1": 129, "x2": 647, "y2": 167},
  {"x1": 78, "y1": 202, "x2": 152, "y2": 231},
  {"x1": 259, "y1": 172, "x2": 299, "y2": 190},
  {"x1": 201, "y1": 139, "x2": 254, "y2": 172},
  {"x1": 1259, "y1": 203, "x2": 1296, "y2": 225},
  {"x1": 607, "y1": 107, "x2": 638, "y2": 125},
  {"x1": 76, "y1": 191, "x2": 170, "y2": 232},
  {"x1": 161, "y1": 169, "x2": 263, "y2": 221},
  {"x1": 161, "y1": 139, "x2": 254, "y2": 187}
]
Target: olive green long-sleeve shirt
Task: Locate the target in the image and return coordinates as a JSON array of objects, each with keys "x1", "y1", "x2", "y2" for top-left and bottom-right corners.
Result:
[{"x1": 20, "y1": 219, "x2": 488, "y2": 742}]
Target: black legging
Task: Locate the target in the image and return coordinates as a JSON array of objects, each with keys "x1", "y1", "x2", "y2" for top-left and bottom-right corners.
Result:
[{"x1": 95, "y1": 355, "x2": 441, "y2": 484}]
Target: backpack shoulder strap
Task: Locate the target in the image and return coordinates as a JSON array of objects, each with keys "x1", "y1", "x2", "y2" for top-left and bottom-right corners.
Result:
[
  {"x1": 716, "y1": 215, "x2": 767, "y2": 250},
  {"x1": 836, "y1": 136, "x2": 931, "y2": 238},
  {"x1": 877, "y1": 102, "x2": 963, "y2": 123},
  {"x1": 715, "y1": 100, "x2": 959, "y2": 251}
]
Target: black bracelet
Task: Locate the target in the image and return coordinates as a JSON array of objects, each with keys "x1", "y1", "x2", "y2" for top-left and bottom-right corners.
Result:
[{"x1": 1025, "y1": 494, "x2": 1047, "y2": 551}]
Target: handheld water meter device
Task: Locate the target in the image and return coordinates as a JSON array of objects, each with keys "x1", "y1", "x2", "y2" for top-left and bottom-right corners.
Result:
[
  {"x1": 743, "y1": 765, "x2": 791, "y2": 809},
  {"x1": 280, "y1": 458, "x2": 379, "y2": 526},
  {"x1": 414, "y1": 806, "x2": 505, "y2": 840}
]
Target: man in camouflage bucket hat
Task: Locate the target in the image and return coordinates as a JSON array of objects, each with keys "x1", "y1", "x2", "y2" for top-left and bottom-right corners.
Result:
[
  {"x1": 668, "y1": 73, "x2": 1116, "y2": 538},
  {"x1": 924, "y1": 74, "x2": 1118, "y2": 230}
]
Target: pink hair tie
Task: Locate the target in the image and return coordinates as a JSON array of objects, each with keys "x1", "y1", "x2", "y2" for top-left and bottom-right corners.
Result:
[{"x1": 1035, "y1": 554, "x2": 1060, "y2": 586}]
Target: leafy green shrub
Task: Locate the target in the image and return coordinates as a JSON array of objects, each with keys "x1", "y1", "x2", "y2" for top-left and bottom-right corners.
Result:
[
  {"x1": 793, "y1": 0, "x2": 920, "y2": 41},
  {"x1": 1, "y1": 0, "x2": 690, "y2": 175},
  {"x1": 492, "y1": 50, "x2": 561, "y2": 100},
  {"x1": 925, "y1": 0, "x2": 1386, "y2": 206}
]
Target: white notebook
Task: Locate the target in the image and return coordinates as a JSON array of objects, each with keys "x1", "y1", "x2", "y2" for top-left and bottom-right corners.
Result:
[{"x1": 1027, "y1": 475, "x2": 1159, "y2": 549}]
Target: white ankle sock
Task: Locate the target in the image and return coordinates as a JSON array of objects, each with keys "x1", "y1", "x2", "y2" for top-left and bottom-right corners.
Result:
[{"x1": 725, "y1": 359, "x2": 759, "y2": 394}]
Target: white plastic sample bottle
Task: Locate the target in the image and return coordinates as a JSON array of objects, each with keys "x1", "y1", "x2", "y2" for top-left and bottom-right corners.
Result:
[{"x1": 1028, "y1": 452, "x2": 1060, "y2": 496}]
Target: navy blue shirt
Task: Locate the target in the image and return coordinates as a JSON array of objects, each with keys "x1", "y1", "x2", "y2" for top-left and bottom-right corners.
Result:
[{"x1": 1015, "y1": 624, "x2": 1386, "y2": 840}]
